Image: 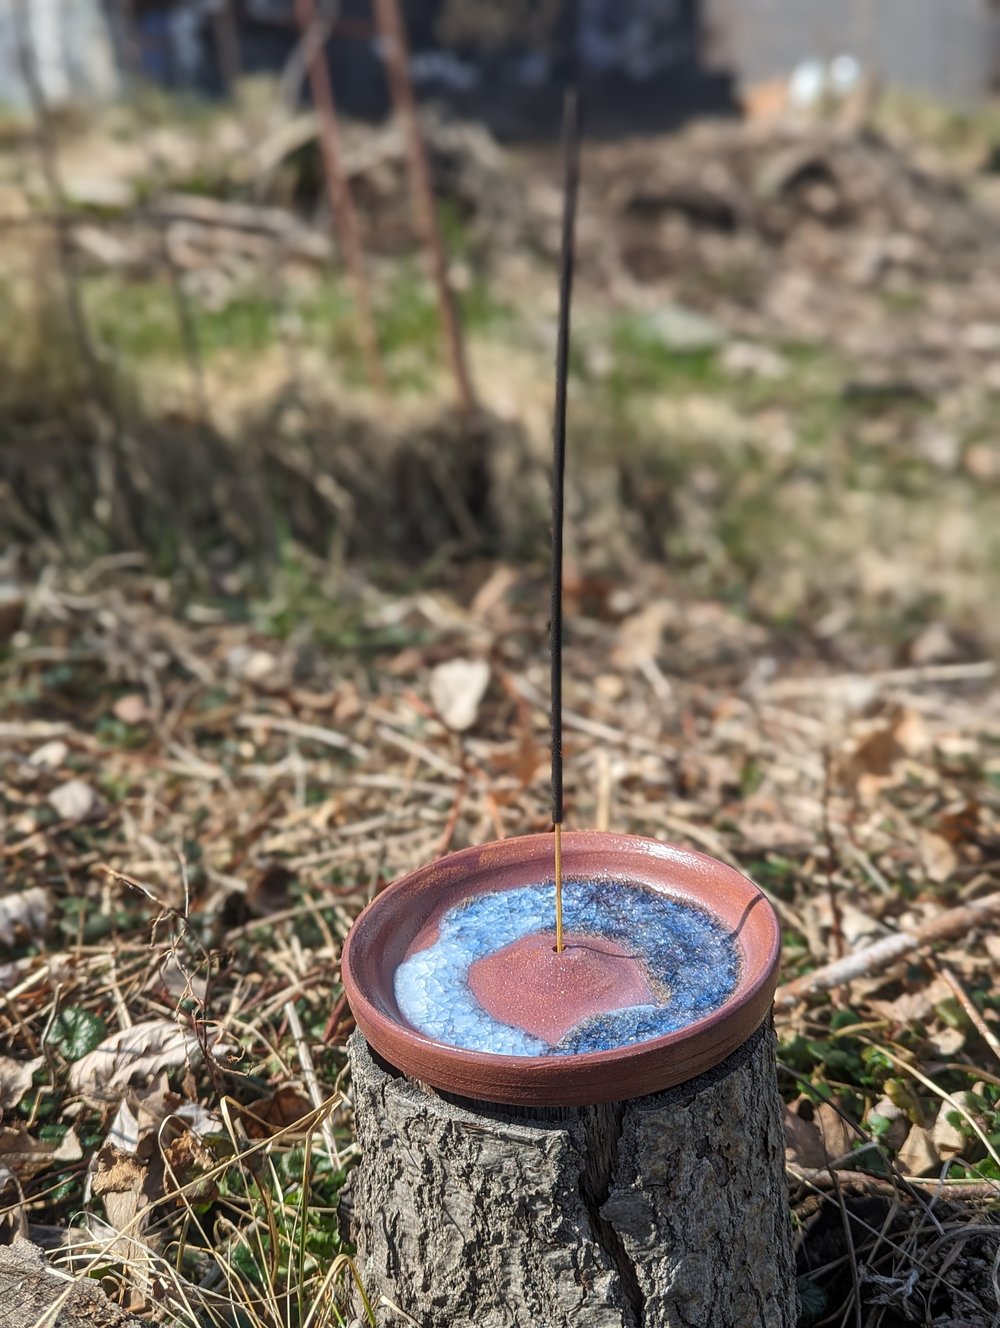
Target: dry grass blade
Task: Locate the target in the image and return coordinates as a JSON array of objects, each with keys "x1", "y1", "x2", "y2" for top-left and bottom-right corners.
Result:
[{"x1": 933, "y1": 958, "x2": 1000, "y2": 1067}]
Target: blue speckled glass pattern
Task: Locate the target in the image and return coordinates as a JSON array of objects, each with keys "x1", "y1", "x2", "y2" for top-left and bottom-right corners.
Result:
[{"x1": 394, "y1": 879, "x2": 741, "y2": 1057}]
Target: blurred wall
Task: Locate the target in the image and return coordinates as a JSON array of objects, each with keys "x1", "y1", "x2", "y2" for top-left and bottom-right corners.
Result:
[
  {"x1": 0, "y1": 0, "x2": 120, "y2": 109},
  {"x1": 704, "y1": 0, "x2": 1000, "y2": 103}
]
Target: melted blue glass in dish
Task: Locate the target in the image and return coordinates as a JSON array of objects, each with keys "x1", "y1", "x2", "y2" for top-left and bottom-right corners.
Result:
[{"x1": 394, "y1": 879, "x2": 741, "y2": 1057}]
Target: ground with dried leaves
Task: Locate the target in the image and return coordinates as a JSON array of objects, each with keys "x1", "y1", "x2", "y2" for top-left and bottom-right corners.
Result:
[{"x1": 1, "y1": 89, "x2": 999, "y2": 1328}]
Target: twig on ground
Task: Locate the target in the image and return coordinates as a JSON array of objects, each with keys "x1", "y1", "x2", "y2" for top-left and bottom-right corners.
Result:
[
  {"x1": 236, "y1": 713, "x2": 369, "y2": 761},
  {"x1": 767, "y1": 661, "x2": 995, "y2": 698},
  {"x1": 931, "y1": 958, "x2": 1000, "y2": 1067},
  {"x1": 788, "y1": 1166, "x2": 1000, "y2": 1201},
  {"x1": 775, "y1": 893, "x2": 1000, "y2": 1011},
  {"x1": 374, "y1": 723, "x2": 464, "y2": 780}
]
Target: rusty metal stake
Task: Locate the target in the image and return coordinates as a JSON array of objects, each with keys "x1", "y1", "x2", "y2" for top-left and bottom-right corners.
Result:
[
  {"x1": 295, "y1": 0, "x2": 386, "y2": 392},
  {"x1": 372, "y1": 0, "x2": 475, "y2": 417}
]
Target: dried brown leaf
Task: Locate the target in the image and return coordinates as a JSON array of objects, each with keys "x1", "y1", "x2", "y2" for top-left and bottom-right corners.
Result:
[
  {"x1": 867, "y1": 975, "x2": 952, "y2": 1027},
  {"x1": 906, "y1": 621, "x2": 959, "y2": 666},
  {"x1": 928, "y1": 1023, "x2": 966, "y2": 1056},
  {"x1": 919, "y1": 829, "x2": 958, "y2": 884},
  {"x1": 513, "y1": 725, "x2": 543, "y2": 789},
  {"x1": 430, "y1": 657, "x2": 490, "y2": 732},
  {"x1": 91, "y1": 1142, "x2": 157, "y2": 1269},
  {"x1": 162, "y1": 1130, "x2": 218, "y2": 1204},
  {"x1": 0, "y1": 1055, "x2": 42, "y2": 1117},
  {"x1": 895, "y1": 1123, "x2": 941, "y2": 1177},
  {"x1": 811, "y1": 1102, "x2": 856, "y2": 1163},
  {"x1": 469, "y1": 564, "x2": 517, "y2": 621},
  {"x1": 867, "y1": 1098, "x2": 909, "y2": 1151},
  {"x1": 242, "y1": 1085, "x2": 314, "y2": 1138},
  {"x1": 931, "y1": 1101, "x2": 971, "y2": 1160},
  {"x1": 936, "y1": 799, "x2": 981, "y2": 846},
  {"x1": 610, "y1": 601, "x2": 672, "y2": 670},
  {"x1": 844, "y1": 706, "x2": 928, "y2": 800},
  {"x1": 92, "y1": 1144, "x2": 148, "y2": 1200},
  {"x1": 27, "y1": 739, "x2": 68, "y2": 770},
  {"x1": 112, "y1": 695, "x2": 150, "y2": 726},
  {"x1": 735, "y1": 819, "x2": 814, "y2": 853},
  {"x1": 0, "y1": 888, "x2": 51, "y2": 948},
  {"x1": 47, "y1": 778, "x2": 102, "y2": 823},
  {"x1": 492, "y1": 724, "x2": 543, "y2": 790},
  {"x1": 783, "y1": 1103, "x2": 826, "y2": 1170},
  {"x1": 53, "y1": 1127, "x2": 82, "y2": 1165},
  {"x1": 783, "y1": 1097, "x2": 856, "y2": 1169},
  {"x1": 69, "y1": 1019, "x2": 200, "y2": 1101},
  {"x1": 0, "y1": 1127, "x2": 57, "y2": 1187},
  {"x1": 130, "y1": 1079, "x2": 222, "y2": 1144}
]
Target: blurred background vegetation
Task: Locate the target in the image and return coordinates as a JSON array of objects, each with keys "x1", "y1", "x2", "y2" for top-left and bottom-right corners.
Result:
[{"x1": 0, "y1": 0, "x2": 997, "y2": 668}]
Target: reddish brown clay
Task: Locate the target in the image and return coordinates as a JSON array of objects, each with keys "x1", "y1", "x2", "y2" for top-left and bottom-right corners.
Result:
[
  {"x1": 341, "y1": 830, "x2": 781, "y2": 1106},
  {"x1": 468, "y1": 931, "x2": 658, "y2": 1046}
]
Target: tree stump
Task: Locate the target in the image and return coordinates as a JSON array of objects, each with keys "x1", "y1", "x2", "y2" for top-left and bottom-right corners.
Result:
[
  {"x1": 0, "y1": 1241, "x2": 145, "y2": 1328},
  {"x1": 346, "y1": 1022, "x2": 797, "y2": 1328}
]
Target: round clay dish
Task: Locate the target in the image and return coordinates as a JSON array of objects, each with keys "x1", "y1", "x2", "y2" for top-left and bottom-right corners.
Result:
[{"x1": 342, "y1": 830, "x2": 780, "y2": 1107}]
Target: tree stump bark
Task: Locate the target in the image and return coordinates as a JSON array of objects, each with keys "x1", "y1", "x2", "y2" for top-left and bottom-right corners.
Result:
[
  {"x1": 346, "y1": 1022, "x2": 797, "y2": 1328},
  {"x1": 0, "y1": 1241, "x2": 146, "y2": 1328}
]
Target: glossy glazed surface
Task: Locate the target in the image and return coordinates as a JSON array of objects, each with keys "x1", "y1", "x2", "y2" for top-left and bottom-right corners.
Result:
[
  {"x1": 395, "y1": 879, "x2": 740, "y2": 1055},
  {"x1": 469, "y1": 929, "x2": 658, "y2": 1046},
  {"x1": 341, "y1": 831, "x2": 781, "y2": 1105}
]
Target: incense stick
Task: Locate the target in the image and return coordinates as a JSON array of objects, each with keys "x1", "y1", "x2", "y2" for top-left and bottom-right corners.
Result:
[{"x1": 551, "y1": 89, "x2": 580, "y2": 955}]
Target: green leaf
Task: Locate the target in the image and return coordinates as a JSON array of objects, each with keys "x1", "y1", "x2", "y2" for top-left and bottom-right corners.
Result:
[
  {"x1": 867, "y1": 1111, "x2": 893, "y2": 1141},
  {"x1": 48, "y1": 1007, "x2": 106, "y2": 1061},
  {"x1": 797, "y1": 1276, "x2": 829, "y2": 1325},
  {"x1": 830, "y1": 1008, "x2": 863, "y2": 1031},
  {"x1": 861, "y1": 1045, "x2": 894, "y2": 1076}
]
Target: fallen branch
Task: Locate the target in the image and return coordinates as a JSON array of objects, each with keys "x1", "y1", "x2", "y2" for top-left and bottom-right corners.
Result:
[
  {"x1": 766, "y1": 660, "x2": 995, "y2": 698},
  {"x1": 788, "y1": 1166, "x2": 1000, "y2": 1202},
  {"x1": 774, "y1": 892, "x2": 1000, "y2": 1012}
]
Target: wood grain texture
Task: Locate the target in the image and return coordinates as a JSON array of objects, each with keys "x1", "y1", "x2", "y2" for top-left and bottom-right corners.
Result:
[
  {"x1": 346, "y1": 1023, "x2": 797, "y2": 1328},
  {"x1": 0, "y1": 1241, "x2": 146, "y2": 1328}
]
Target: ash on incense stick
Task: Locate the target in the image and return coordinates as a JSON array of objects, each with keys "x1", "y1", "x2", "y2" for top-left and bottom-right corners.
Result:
[{"x1": 394, "y1": 880, "x2": 741, "y2": 1057}]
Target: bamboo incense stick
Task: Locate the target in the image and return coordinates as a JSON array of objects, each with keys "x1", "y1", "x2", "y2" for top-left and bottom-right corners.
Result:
[{"x1": 551, "y1": 89, "x2": 580, "y2": 955}]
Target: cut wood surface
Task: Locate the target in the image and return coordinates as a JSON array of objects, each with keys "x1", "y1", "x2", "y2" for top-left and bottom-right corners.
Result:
[
  {"x1": 347, "y1": 1024, "x2": 797, "y2": 1328},
  {"x1": 0, "y1": 1241, "x2": 145, "y2": 1328}
]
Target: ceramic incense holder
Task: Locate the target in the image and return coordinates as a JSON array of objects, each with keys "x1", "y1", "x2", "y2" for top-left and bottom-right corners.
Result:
[{"x1": 342, "y1": 830, "x2": 780, "y2": 1106}]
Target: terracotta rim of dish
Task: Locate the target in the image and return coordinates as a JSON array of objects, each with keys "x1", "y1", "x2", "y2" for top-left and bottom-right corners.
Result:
[{"x1": 341, "y1": 830, "x2": 780, "y2": 1107}]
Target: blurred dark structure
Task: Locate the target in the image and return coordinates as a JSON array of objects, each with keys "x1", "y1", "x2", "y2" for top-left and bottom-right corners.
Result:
[
  {"x1": 112, "y1": 0, "x2": 1000, "y2": 134},
  {"x1": 3, "y1": 2, "x2": 998, "y2": 128},
  {"x1": 118, "y1": 0, "x2": 731, "y2": 135}
]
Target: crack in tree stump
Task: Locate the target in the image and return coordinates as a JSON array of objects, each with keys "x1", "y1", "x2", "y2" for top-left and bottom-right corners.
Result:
[{"x1": 346, "y1": 1022, "x2": 797, "y2": 1327}]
